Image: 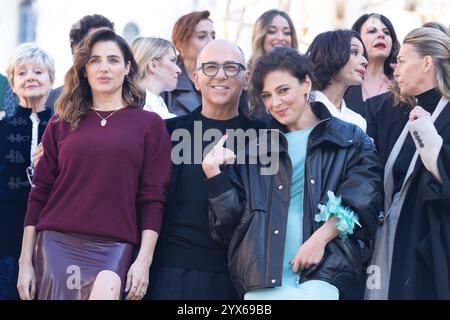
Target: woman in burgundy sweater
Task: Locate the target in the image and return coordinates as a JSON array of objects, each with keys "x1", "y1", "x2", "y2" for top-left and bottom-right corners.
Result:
[{"x1": 16, "y1": 29, "x2": 172, "y2": 300}]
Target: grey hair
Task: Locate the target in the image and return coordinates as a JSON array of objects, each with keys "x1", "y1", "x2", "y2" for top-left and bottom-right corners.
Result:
[
  {"x1": 403, "y1": 27, "x2": 450, "y2": 99},
  {"x1": 131, "y1": 37, "x2": 176, "y2": 80},
  {"x1": 6, "y1": 42, "x2": 55, "y2": 86}
]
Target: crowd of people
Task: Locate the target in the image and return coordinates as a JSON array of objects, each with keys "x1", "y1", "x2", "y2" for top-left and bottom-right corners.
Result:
[{"x1": 0, "y1": 9, "x2": 449, "y2": 300}]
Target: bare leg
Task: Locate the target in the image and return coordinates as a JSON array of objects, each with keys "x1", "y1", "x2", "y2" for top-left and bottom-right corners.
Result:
[{"x1": 89, "y1": 270, "x2": 121, "y2": 300}]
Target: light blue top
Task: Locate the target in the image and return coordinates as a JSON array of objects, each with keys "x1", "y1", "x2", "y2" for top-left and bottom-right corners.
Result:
[{"x1": 245, "y1": 127, "x2": 338, "y2": 300}]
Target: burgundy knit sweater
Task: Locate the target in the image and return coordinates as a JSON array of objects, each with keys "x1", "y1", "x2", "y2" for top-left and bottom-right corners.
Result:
[{"x1": 24, "y1": 106, "x2": 172, "y2": 245}]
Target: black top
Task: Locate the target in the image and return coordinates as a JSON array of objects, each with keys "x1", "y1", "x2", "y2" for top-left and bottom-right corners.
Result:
[
  {"x1": 392, "y1": 88, "x2": 441, "y2": 194},
  {"x1": 388, "y1": 95, "x2": 450, "y2": 299},
  {"x1": 365, "y1": 92, "x2": 411, "y2": 166},
  {"x1": 0, "y1": 106, "x2": 52, "y2": 202},
  {"x1": 159, "y1": 112, "x2": 253, "y2": 272},
  {"x1": 0, "y1": 106, "x2": 52, "y2": 299},
  {"x1": 344, "y1": 85, "x2": 366, "y2": 117},
  {"x1": 44, "y1": 86, "x2": 63, "y2": 111}
]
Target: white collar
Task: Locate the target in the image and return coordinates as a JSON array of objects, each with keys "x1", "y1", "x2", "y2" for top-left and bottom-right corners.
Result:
[
  {"x1": 144, "y1": 90, "x2": 176, "y2": 119},
  {"x1": 312, "y1": 91, "x2": 347, "y2": 116},
  {"x1": 312, "y1": 90, "x2": 367, "y2": 132},
  {"x1": 145, "y1": 90, "x2": 167, "y2": 109}
]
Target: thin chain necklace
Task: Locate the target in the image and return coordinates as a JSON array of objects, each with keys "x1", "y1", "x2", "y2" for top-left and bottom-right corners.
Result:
[
  {"x1": 91, "y1": 105, "x2": 125, "y2": 127},
  {"x1": 362, "y1": 77, "x2": 387, "y2": 99}
]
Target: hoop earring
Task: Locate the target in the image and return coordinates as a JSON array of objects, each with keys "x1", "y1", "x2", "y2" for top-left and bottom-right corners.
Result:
[
  {"x1": 265, "y1": 108, "x2": 271, "y2": 114},
  {"x1": 305, "y1": 91, "x2": 310, "y2": 102}
]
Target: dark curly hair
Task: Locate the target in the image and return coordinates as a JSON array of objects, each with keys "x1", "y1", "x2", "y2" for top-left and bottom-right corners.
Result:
[
  {"x1": 251, "y1": 47, "x2": 315, "y2": 113},
  {"x1": 69, "y1": 14, "x2": 115, "y2": 53},
  {"x1": 305, "y1": 29, "x2": 366, "y2": 91},
  {"x1": 351, "y1": 13, "x2": 400, "y2": 79}
]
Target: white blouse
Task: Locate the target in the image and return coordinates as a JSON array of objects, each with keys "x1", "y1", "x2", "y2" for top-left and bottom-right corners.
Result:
[
  {"x1": 312, "y1": 91, "x2": 367, "y2": 132},
  {"x1": 29, "y1": 112, "x2": 40, "y2": 166},
  {"x1": 143, "y1": 90, "x2": 176, "y2": 120}
]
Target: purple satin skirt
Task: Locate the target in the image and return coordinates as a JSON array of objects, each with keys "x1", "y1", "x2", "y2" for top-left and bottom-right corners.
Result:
[{"x1": 34, "y1": 230, "x2": 134, "y2": 300}]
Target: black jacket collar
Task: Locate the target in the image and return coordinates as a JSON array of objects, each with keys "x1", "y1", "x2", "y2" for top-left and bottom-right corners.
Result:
[
  {"x1": 268, "y1": 101, "x2": 332, "y2": 132},
  {"x1": 14, "y1": 105, "x2": 52, "y2": 121},
  {"x1": 264, "y1": 101, "x2": 359, "y2": 154},
  {"x1": 176, "y1": 61, "x2": 197, "y2": 92}
]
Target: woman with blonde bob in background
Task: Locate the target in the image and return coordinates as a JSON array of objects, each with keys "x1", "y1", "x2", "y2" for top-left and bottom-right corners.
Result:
[
  {"x1": 131, "y1": 37, "x2": 181, "y2": 119},
  {"x1": 367, "y1": 27, "x2": 450, "y2": 300}
]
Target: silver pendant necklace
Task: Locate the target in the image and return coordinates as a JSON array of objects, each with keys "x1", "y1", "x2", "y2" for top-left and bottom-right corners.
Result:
[{"x1": 91, "y1": 106, "x2": 124, "y2": 127}]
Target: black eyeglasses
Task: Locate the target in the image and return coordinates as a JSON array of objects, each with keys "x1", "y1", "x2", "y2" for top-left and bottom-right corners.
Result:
[{"x1": 197, "y1": 62, "x2": 246, "y2": 77}]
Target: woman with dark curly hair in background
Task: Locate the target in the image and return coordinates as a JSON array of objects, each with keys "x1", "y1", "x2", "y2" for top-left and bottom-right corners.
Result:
[
  {"x1": 203, "y1": 47, "x2": 382, "y2": 300},
  {"x1": 345, "y1": 13, "x2": 400, "y2": 117}
]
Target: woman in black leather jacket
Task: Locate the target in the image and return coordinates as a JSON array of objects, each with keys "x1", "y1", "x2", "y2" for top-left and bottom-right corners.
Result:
[{"x1": 202, "y1": 47, "x2": 383, "y2": 300}]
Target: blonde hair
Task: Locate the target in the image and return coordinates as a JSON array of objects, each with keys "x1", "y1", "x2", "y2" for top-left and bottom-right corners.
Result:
[
  {"x1": 6, "y1": 43, "x2": 55, "y2": 87},
  {"x1": 131, "y1": 37, "x2": 176, "y2": 80},
  {"x1": 422, "y1": 21, "x2": 450, "y2": 37},
  {"x1": 403, "y1": 27, "x2": 450, "y2": 99}
]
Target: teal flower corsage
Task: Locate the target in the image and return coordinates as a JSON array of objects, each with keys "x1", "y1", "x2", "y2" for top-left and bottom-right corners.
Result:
[{"x1": 315, "y1": 191, "x2": 361, "y2": 240}]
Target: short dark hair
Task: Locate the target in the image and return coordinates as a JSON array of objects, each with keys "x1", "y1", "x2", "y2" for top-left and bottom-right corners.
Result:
[
  {"x1": 251, "y1": 47, "x2": 315, "y2": 106},
  {"x1": 351, "y1": 13, "x2": 399, "y2": 79},
  {"x1": 69, "y1": 14, "x2": 115, "y2": 53},
  {"x1": 306, "y1": 29, "x2": 366, "y2": 91}
]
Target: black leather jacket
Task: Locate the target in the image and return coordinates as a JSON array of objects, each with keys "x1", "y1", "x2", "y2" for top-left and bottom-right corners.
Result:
[{"x1": 206, "y1": 102, "x2": 383, "y2": 299}]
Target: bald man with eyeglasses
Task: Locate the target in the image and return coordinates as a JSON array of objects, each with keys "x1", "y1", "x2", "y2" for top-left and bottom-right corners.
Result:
[{"x1": 148, "y1": 40, "x2": 264, "y2": 300}]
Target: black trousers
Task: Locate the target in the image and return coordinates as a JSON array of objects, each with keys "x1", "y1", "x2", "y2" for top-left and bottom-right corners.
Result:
[
  {"x1": 0, "y1": 201, "x2": 26, "y2": 300},
  {"x1": 147, "y1": 266, "x2": 239, "y2": 300}
]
